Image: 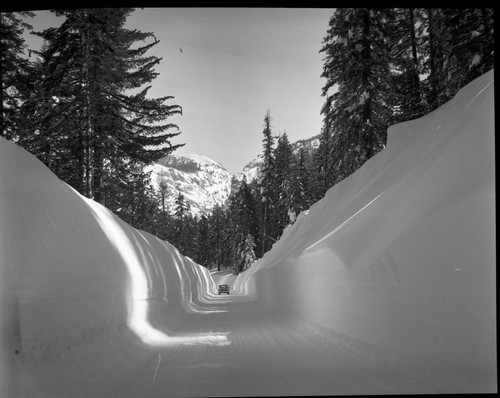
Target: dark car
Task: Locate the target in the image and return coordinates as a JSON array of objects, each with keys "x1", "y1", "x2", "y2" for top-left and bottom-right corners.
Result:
[{"x1": 218, "y1": 284, "x2": 230, "y2": 295}]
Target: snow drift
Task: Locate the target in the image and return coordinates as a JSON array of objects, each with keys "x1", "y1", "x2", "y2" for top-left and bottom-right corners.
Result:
[
  {"x1": 235, "y1": 70, "x2": 496, "y2": 391},
  {"x1": 0, "y1": 138, "x2": 224, "y2": 397}
]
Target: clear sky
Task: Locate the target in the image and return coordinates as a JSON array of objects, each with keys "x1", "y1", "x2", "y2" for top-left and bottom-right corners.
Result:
[{"x1": 24, "y1": 8, "x2": 334, "y2": 174}]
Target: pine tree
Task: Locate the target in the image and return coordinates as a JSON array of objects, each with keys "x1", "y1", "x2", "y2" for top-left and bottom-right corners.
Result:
[
  {"x1": 288, "y1": 148, "x2": 310, "y2": 222},
  {"x1": 215, "y1": 206, "x2": 233, "y2": 270},
  {"x1": 389, "y1": 8, "x2": 426, "y2": 123},
  {"x1": 27, "y1": 8, "x2": 183, "y2": 202},
  {"x1": 274, "y1": 132, "x2": 294, "y2": 234},
  {"x1": 172, "y1": 192, "x2": 188, "y2": 252},
  {"x1": 1, "y1": 11, "x2": 35, "y2": 140},
  {"x1": 439, "y1": 9, "x2": 494, "y2": 100},
  {"x1": 312, "y1": 124, "x2": 335, "y2": 200},
  {"x1": 196, "y1": 215, "x2": 211, "y2": 267},
  {"x1": 258, "y1": 110, "x2": 277, "y2": 255},
  {"x1": 156, "y1": 180, "x2": 170, "y2": 240},
  {"x1": 320, "y1": 8, "x2": 392, "y2": 181},
  {"x1": 238, "y1": 234, "x2": 257, "y2": 273},
  {"x1": 228, "y1": 177, "x2": 260, "y2": 273}
]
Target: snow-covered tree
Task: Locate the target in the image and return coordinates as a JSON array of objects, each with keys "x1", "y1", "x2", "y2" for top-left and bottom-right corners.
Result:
[
  {"x1": 312, "y1": 124, "x2": 335, "y2": 200},
  {"x1": 389, "y1": 8, "x2": 427, "y2": 123},
  {"x1": 416, "y1": 9, "x2": 494, "y2": 113},
  {"x1": 208, "y1": 204, "x2": 232, "y2": 271},
  {"x1": 228, "y1": 177, "x2": 260, "y2": 273},
  {"x1": 258, "y1": 110, "x2": 277, "y2": 255},
  {"x1": 26, "y1": 8, "x2": 183, "y2": 202},
  {"x1": 0, "y1": 11, "x2": 34, "y2": 140},
  {"x1": 274, "y1": 132, "x2": 294, "y2": 233},
  {"x1": 438, "y1": 9, "x2": 494, "y2": 103},
  {"x1": 196, "y1": 215, "x2": 211, "y2": 267},
  {"x1": 320, "y1": 8, "x2": 392, "y2": 182},
  {"x1": 238, "y1": 233, "x2": 257, "y2": 273},
  {"x1": 289, "y1": 147, "x2": 311, "y2": 221}
]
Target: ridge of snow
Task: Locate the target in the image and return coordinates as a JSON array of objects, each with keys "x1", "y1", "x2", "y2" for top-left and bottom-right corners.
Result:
[
  {"x1": 181, "y1": 153, "x2": 225, "y2": 169},
  {"x1": 0, "y1": 139, "x2": 226, "y2": 395},
  {"x1": 235, "y1": 70, "x2": 496, "y2": 390}
]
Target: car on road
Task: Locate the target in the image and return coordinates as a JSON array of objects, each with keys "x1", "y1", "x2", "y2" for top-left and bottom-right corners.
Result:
[{"x1": 218, "y1": 284, "x2": 230, "y2": 295}]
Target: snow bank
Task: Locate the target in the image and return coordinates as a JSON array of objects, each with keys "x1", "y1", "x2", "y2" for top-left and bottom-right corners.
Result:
[
  {"x1": 236, "y1": 70, "x2": 496, "y2": 392},
  {"x1": 0, "y1": 138, "x2": 219, "y2": 396}
]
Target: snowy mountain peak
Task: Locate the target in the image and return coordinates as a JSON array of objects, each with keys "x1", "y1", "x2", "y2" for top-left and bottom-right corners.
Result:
[
  {"x1": 148, "y1": 135, "x2": 320, "y2": 217},
  {"x1": 181, "y1": 153, "x2": 225, "y2": 169},
  {"x1": 146, "y1": 153, "x2": 232, "y2": 217}
]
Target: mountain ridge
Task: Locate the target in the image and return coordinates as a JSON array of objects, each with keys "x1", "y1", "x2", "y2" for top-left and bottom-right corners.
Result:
[
  {"x1": 148, "y1": 134, "x2": 320, "y2": 217},
  {"x1": 146, "y1": 153, "x2": 232, "y2": 217}
]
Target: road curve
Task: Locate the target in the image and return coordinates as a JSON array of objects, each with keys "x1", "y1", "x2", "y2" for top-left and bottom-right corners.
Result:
[{"x1": 110, "y1": 291, "x2": 436, "y2": 397}]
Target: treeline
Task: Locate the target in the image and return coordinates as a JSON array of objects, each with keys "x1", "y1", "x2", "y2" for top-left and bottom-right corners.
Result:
[
  {"x1": 1, "y1": 8, "x2": 183, "y2": 231},
  {"x1": 1, "y1": 9, "x2": 494, "y2": 274}
]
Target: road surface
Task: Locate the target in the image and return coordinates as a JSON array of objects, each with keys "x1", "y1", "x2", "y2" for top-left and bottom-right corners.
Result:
[
  {"x1": 111, "y1": 289, "x2": 435, "y2": 397},
  {"x1": 21, "y1": 279, "x2": 437, "y2": 397}
]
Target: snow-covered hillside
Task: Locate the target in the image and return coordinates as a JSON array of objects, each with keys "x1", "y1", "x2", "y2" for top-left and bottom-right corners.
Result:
[
  {"x1": 146, "y1": 153, "x2": 232, "y2": 216},
  {"x1": 235, "y1": 70, "x2": 496, "y2": 390}
]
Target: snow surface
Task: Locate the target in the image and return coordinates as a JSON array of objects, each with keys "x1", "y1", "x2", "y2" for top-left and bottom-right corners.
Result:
[
  {"x1": 0, "y1": 140, "x2": 227, "y2": 397},
  {"x1": 0, "y1": 70, "x2": 496, "y2": 397},
  {"x1": 235, "y1": 70, "x2": 496, "y2": 391}
]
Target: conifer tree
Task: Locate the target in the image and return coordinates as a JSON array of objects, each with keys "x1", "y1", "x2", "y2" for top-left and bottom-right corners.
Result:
[
  {"x1": 312, "y1": 124, "x2": 335, "y2": 200},
  {"x1": 172, "y1": 192, "x2": 189, "y2": 252},
  {"x1": 320, "y1": 8, "x2": 392, "y2": 182},
  {"x1": 230, "y1": 178, "x2": 260, "y2": 257},
  {"x1": 274, "y1": 132, "x2": 294, "y2": 233},
  {"x1": 258, "y1": 110, "x2": 277, "y2": 255},
  {"x1": 1, "y1": 11, "x2": 34, "y2": 140},
  {"x1": 438, "y1": 9, "x2": 494, "y2": 101},
  {"x1": 27, "y1": 8, "x2": 183, "y2": 202},
  {"x1": 238, "y1": 234, "x2": 257, "y2": 273},
  {"x1": 288, "y1": 148, "x2": 310, "y2": 222},
  {"x1": 196, "y1": 215, "x2": 211, "y2": 267},
  {"x1": 389, "y1": 8, "x2": 426, "y2": 123},
  {"x1": 209, "y1": 204, "x2": 225, "y2": 271}
]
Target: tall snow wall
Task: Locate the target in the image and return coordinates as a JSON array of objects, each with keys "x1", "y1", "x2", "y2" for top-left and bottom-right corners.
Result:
[
  {"x1": 0, "y1": 137, "x2": 216, "y2": 396},
  {"x1": 236, "y1": 70, "x2": 496, "y2": 392}
]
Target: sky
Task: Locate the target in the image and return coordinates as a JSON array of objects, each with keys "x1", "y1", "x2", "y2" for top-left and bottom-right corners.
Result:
[{"x1": 23, "y1": 8, "x2": 334, "y2": 174}]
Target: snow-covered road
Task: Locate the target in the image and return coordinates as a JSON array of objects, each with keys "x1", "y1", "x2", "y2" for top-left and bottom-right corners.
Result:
[
  {"x1": 36, "y1": 285, "x2": 435, "y2": 398},
  {"x1": 116, "y1": 296, "x2": 437, "y2": 397}
]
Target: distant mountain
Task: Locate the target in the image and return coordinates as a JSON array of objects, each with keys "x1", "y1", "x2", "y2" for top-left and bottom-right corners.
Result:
[
  {"x1": 147, "y1": 135, "x2": 320, "y2": 217},
  {"x1": 145, "y1": 154, "x2": 232, "y2": 217}
]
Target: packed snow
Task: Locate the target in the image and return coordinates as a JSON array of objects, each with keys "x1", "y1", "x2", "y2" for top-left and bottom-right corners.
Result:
[{"x1": 0, "y1": 70, "x2": 496, "y2": 397}]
